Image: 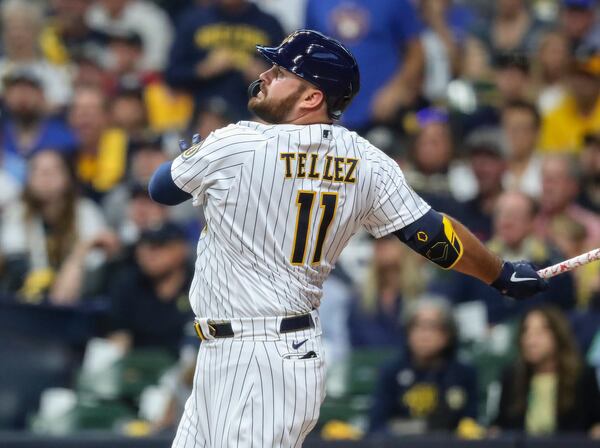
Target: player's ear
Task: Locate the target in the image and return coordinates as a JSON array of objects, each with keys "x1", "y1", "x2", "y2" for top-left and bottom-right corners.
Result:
[{"x1": 301, "y1": 88, "x2": 326, "y2": 112}]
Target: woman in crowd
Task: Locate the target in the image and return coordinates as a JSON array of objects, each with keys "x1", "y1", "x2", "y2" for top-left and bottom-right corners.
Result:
[
  {"x1": 369, "y1": 297, "x2": 478, "y2": 435},
  {"x1": 492, "y1": 306, "x2": 600, "y2": 437},
  {"x1": 0, "y1": 150, "x2": 118, "y2": 304}
]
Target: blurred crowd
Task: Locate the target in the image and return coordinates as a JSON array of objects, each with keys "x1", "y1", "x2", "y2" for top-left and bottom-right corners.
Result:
[{"x1": 1, "y1": 0, "x2": 600, "y2": 443}]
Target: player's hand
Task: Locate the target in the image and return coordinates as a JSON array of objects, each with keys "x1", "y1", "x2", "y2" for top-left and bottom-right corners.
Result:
[
  {"x1": 196, "y1": 49, "x2": 236, "y2": 79},
  {"x1": 491, "y1": 260, "x2": 549, "y2": 300}
]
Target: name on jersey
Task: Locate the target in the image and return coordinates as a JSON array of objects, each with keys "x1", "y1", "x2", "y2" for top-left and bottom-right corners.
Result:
[{"x1": 279, "y1": 153, "x2": 358, "y2": 184}]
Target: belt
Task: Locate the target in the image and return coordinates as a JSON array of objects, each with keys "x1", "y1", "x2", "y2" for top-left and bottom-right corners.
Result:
[{"x1": 194, "y1": 313, "x2": 315, "y2": 341}]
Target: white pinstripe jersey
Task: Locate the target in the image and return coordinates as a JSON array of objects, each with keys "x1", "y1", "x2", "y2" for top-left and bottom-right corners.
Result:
[{"x1": 171, "y1": 121, "x2": 430, "y2": 318}]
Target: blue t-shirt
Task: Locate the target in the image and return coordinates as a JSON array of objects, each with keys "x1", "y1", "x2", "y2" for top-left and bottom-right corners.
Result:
[
  {"x1": 1, "y1": 117, "x2": 78, "y2": 183},
  {"x1": 369, "y1": 354, "x2": 478, "y2": 433},
  {"x1": 305, "y1": 0, "x2": 423, "y2": 130}
]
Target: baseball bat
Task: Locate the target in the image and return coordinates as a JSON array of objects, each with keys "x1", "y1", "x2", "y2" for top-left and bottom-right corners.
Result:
[{"x1": 537, "y1": 248, "x2": 600, "y2": 279}]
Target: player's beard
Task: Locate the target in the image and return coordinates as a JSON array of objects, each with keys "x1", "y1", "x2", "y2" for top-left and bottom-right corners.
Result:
[{"x1": 248, "y1": 84, "x2": 306, "y2": 124}]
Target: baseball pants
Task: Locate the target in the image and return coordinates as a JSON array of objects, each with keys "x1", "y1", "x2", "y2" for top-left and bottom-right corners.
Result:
[{"x1": 172, "y1": 312, "x2": 325, "y2": 448}]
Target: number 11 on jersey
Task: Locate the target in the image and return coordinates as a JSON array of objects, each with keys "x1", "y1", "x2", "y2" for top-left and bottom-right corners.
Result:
[{"x1": 291, "y1": 190, "x2": 338, "y2": 265}]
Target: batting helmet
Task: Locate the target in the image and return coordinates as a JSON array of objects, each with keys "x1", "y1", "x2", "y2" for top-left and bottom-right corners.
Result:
[{"x1": 252, "y1": 29, "x2": 360, "y2": 120}]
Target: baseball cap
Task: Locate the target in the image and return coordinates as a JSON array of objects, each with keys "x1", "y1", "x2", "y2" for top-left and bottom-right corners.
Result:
[
  {"x1": 465, "y1": 127, "x2": 506, "y2": 158},
  {"x1": 138, "y1": 222, "x2": 187, "y2": 245},
  {"x1": 563, "y1": 0, "x2": 594, "y2": 9},
  {"x1": 3, "y1": 69, "x2": 43, "y2": 89},
  {"x1": 416, "y1": 107, "x2": 449, "y2": 127}
]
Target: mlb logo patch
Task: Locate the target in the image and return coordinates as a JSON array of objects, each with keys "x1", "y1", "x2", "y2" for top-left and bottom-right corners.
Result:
[{"x1": 323, "y1": 129, "x2": 331, "y2": 139}]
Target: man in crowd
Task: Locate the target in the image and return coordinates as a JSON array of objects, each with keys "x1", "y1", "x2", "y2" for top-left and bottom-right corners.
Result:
[
  {"x1": 166, "y1": 0, "x2": 284, "y2": 120},
  {"x1": 108, "y1": 222, "x2": 193, "y2": 355},
  {"x1": 1, "y1": 70, "x2": 77, "y2": 183}
]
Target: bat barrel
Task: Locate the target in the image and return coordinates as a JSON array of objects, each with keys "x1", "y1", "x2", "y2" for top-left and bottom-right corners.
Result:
[{"x1": 537, "y1": 248, "x2": 600, "y2": 279}]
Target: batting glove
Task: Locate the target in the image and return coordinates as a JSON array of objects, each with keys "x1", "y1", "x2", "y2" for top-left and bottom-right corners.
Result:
[
  {"x1": 178, "y1": 133, "x2": 202, "y2": 152},
  {"x1": 491, "y1": 260, "x2": 549, "y2": 300}
]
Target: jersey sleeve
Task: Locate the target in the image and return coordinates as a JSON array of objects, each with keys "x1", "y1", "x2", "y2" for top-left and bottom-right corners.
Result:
[
  {"x1": 362, "y1": 154, "x2": 430, "y2": 238},
  {"x1": 170, "y1": 125, "x2": 265, "y2": 206}
]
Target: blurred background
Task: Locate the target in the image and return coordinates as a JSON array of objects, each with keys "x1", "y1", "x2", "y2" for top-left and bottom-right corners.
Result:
[{"x1": 1, "y1": 0, "x2": 600, "y2": 446}]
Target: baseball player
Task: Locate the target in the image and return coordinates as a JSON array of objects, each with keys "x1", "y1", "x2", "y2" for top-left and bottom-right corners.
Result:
[{"x1": 149, "y1": 30, "x2": 548, "y2": 447}]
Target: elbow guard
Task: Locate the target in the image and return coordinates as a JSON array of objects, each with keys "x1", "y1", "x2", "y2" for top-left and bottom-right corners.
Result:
[{"x1": 394, "y1": 210, "x2": 464, "y2": 269}]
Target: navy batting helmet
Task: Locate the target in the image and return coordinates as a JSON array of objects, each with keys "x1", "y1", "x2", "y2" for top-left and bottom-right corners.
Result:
[{"x1": 252, "y1": 29, "x2": 360, "y2": 120}]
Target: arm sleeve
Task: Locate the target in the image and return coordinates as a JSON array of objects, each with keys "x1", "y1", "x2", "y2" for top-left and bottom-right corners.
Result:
[
  {"x1": 362, "y1": 154, "x2": 430, "y2": 238},
  {"x1": 149, "y1": 161, "x2": 193, "y2": 205},
  {"x1": 170, "y1": 125, "x2": 266, "y2": 206}
]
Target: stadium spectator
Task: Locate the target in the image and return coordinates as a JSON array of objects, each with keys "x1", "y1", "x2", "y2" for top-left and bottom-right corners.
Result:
[
  {"x1": 107, "y1": 222, "x2": 193, "y2": 355},
  {"x1": 103, "y1": 30, "x2": 147, "y2": 90},
  {"x1": 0, "y1": 150, "x2": 116, "y2": 304},
  {"x1": 456, "y1": 127, "x2": 506, "y2": 242},
  {"x1": 166, "y1": 0, "x2": 284, "y2": 121},
  {"x1": 101, "y1": 28, "x2": 195, "y2": 134},
  {"x1": 559, "y1": 0, "x2": 600, "y2": 50},
  {"x1": 0, "y1": 69, "x2": 78, "y2": 183},
  {"x1": 101, "y1": 136, "x2": 167, "y2": 231},
  {"x1": 474, "y1": 0, "x2": 546, "y2": 57},
  {"x1": 493, "y1": 52, "x2": 532, "y2": 105},
  {"x1": 534, "y1": 30, "x2": 571, "y2": 114},
  {"x1": 501, "y1": 100, "x2": 542, "y2": 198},
  {"x1": 114, "y1": 182, "x2": 170, "y2": 247},
  {"x1": 578, "y1": 132, "x2": 600, "y2": 214},
  {"x1": 305, "y1": 0, "x2": 424, "y2": 131},
  {"x1": 539, "y1": 45, "x2": 600, "y2": 153},
  {"x1": 418, "y1": 0, "x2": 477, "y2": 102},
  {"x1": 86, "y1": 0, "x2": 174, "y2": 72},
  {"x1": 536, "y1": 154, "x2": 600, "y2": 250},
  {"x1": 0, "y1": 0, "x2": 73, "y2": 109},
  {"x1": 369, "y1": 297, "x2": 478, "y2": 435},
  {"x1": 191, "y1": 97, "x2": 235, "y2": 140},
  {"x1": 109, "y1": 87, "x2": 148, "y2": 139},
  {"x1": 492, "y1": 306, "x2": 600, "y2": 436},
  {"x1": 349, "y1": 236, "x2": 426, "y2": 348},
  {"x1": 349, "y1": 236, "x2": 405, "y2": 348},
  {"x1": 68, "y1": 85, "x2": 129, "y2": 200},
  {"x1": 430, "y1": 191, "x2": 576, "y2": 323},
  {"x1": 403, "y1": 108, "x2": 465, "y2": 214},
  {"x1": 40, "y1": 0, "x2": 108, "y2": 67},
  {"x1": 548, "y1": 215, "x2": 599, "y2": 309}
]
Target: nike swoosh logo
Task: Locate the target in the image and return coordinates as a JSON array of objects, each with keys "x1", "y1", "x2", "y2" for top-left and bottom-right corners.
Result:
[
  {"x1": 510, "y1": 272, "x2": 538, "y2": 283},
  {"x1": 292, "y1": 339, "x2": 308, "y2": 350}
]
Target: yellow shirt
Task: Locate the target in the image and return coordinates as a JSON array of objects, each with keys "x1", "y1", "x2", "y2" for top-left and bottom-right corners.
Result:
[
  {"x1": 77, "y1": 128, "x2": 128, "y2": 193},
  {"x1": 539, "y1": 94, "x2": 600, "y2": 153},
  {"x1": 525, "y1": 373, "x2": 557, "y2": 435}
]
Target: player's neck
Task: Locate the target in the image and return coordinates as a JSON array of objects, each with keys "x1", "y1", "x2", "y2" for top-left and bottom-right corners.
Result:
[{"x1": 286, "y1": 110, "x2": 332, "y2": 126}]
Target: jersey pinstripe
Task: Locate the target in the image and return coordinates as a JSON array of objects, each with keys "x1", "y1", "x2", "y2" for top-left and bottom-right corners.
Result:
[{"x1": 171, "y1": 121, "x2": 430, "y2": 319}]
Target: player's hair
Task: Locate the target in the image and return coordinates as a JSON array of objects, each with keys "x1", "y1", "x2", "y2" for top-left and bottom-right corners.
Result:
[
  {"x1": 502, "y1": 99, "x2": 541, "y2": 129},
  {"x1": 509, "y1": 306, "x2": 581, "y2": 418},
  {"x1": 22, "y1": 150, "x2": 78, "y2": 268}
]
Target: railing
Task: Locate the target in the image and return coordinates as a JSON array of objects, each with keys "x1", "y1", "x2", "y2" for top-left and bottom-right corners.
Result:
[{"x1": 0, "y1": 432, "x2": 599, "y2": 448}]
